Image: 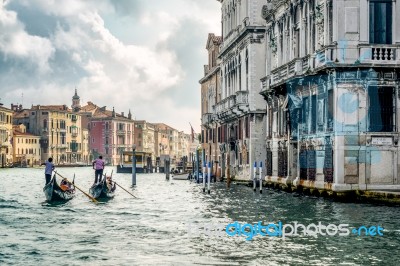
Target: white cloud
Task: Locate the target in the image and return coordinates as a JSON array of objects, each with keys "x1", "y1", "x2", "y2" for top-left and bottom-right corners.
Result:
[
  {"x1": 0, "y1": 0, "x2": 220, "y2": 133},
  {"x1": 0, "y1": 3, "x2": 54, "y2": 72}
]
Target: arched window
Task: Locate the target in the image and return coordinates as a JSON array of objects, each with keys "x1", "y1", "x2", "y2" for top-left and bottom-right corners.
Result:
[{"x1": 43, "y1": 119, "x2": 47, "y2": 129}]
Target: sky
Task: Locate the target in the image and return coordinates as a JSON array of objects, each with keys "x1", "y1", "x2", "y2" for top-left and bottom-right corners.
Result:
[{"x1": 0, "y1": 0, "x2": 221, "y2": 133}]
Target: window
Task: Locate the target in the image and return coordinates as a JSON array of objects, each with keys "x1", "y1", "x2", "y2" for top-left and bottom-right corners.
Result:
[
  {"x1": 369, "y1": 0, "x2": 392, "y2": 44},
  {"x1": 302, "y1": 97, "x2": 310, "y2": 133},
  {"x1": 368, "y1": 86, "x2": 395, "y2": 132},
  {"x1": 61, "y1": 133, "x2": 66, "y2": 144},
  {"x1": 311, "y1": 95, "x2": 317, "y2": 133},
  {"x1": 327, "y1": 90, "x2": 334, "y2": 131}
]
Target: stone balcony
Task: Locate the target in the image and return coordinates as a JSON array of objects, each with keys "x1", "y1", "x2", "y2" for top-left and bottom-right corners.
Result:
[
  {"x1": 116, "y1": 130, "x2": 126, "y2": 135},
  {"x1": 262, "y1": 44, "x2": 400, "y2": 92},
  {"x1": 202, "y1": 113, "x2": 214, "y2": 126},
  {"x1": 213, "y1": 91, "x2": 249, "y2": 122}
]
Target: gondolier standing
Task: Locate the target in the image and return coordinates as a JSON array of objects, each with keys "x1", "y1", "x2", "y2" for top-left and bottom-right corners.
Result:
[
  {"x1": 92, "y1": 155, "x2": 105, "y2": 184},
  {"x1": 41, "y1": 157, "x2": 55, "y2": 185}
]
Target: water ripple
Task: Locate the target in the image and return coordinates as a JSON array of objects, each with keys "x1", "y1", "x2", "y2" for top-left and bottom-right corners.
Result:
[{"x1": 0, "y1": 167, "x2": 400, "y2": 265}]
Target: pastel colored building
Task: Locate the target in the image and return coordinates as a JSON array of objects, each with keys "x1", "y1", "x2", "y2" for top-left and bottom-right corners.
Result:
[
  {"x1": 0, "y1": 104, "x2": 13, "y2": 167},
  {"x1": 12, "y1": 124, "x2": 41, "y2": 167}
]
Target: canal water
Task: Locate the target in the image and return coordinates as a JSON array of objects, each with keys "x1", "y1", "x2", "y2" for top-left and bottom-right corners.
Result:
[{"x1": 0, "y1": 167, "x2": 399, "y2": 265}]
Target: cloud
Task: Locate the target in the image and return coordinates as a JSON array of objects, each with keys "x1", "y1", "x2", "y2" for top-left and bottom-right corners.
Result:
[{"x1": 0, "y1": 0, "x2": 220, "y2": 133}]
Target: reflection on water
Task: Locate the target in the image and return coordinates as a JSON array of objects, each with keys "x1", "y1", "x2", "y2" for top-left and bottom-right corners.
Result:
[{"x1": 0, "y1": 167, "x2": 400, "y2": 265}]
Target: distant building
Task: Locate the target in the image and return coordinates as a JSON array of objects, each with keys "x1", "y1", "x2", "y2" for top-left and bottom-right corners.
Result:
[
  {"x1": 0, "y1": 104, "x2": 13, "y2": 167},
  {"x1": 13, "y1": 104, "x2": 84, "y2": 164},
  {"x1": 134, "y1": 120, "x2": 156, "y2": 166},
  {"x1": 85, "y1": 104, "x2": 135, "y2": 165},
  {"x1": 12, "y1": 124, "x2": 41, "y2": 167}
]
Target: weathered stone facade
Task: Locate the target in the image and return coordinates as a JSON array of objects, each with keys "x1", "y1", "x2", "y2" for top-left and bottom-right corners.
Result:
[
  {"x1": 200, "y1": 33, "x2": 222, "y2": 176},
  {"x1": 260, "y1": 0, "x2": 400, "y2": 192}
]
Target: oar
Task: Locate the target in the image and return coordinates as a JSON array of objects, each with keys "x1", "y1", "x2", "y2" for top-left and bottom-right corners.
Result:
[
  {"x1": 55, "y1": 172, "x2": 98, "y2": 203},
  {"x1": 103, "y1": 173, "x2": 137, "y2": 198},
  {"x1": 114, "y1": 182, "x2": 137, "y2": 199}
]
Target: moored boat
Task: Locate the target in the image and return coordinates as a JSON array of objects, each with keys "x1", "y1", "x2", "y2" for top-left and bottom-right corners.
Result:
[
  {"x1": 172, "y1": 172, "x2": 189, "y2": 180},
  {"x1": 43, "y1": 174, "x2": 75, "y2": 202},
  {"x1": 89, "y1": 176, "x2": 116, "y2": 199}
]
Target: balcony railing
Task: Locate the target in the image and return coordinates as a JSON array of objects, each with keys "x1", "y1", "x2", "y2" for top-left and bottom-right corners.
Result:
[
  {"x1": 117, "y1": 130, "x2": 126, "y2": 135},
  {"x1": 202, "y1": 113, "x2": 213, "y2": 125},
  {"x1": 265, "y1": 44, "x2": 400, "y2": 91},
  {"x1": 359, "y1": 45, "x2": 399, "y2": 63},
  {"x1": 213, "y1": 91, "x2": 250, "y2": 122}
]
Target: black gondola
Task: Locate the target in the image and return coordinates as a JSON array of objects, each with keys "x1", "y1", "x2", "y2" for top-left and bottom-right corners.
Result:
[
  {"x1": 89, "y1": 177, "x2": 116, "y2": 199},
  {"x1": 43, "y1": 174, "x2": 75, "y2": 202}
]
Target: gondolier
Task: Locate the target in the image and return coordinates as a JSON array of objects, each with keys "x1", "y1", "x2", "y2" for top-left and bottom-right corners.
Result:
[
  {"x1": 89, "y1": 173, "x2": 116, "y2": 199},
  {"x1": 41, "y1": 157, "x2": 55, "y2": 185},
  {"x1": 92, "y1": 155, "x2": 105, "y2": 184}
]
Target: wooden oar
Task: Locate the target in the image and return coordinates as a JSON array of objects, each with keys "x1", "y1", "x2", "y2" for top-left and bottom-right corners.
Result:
[
  {"x1": 114, "y1": 182, "x2": 137, "y2": 198},
  {"x1": 55, "y1": 172, "x2": 98, "y2": 203},
  {"x1": 103, "y1": 173, "x2": 137, "y2": 198}
]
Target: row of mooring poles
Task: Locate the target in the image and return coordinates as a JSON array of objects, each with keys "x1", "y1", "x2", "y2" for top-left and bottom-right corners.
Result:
[{"x1": 252, "y1": 161, "x2": 263, "y2": 193}]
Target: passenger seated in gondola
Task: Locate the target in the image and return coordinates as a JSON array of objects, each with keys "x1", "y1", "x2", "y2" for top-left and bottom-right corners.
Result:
[
  {"x1": 60, "y1": 179, "x2": 72, "y2": 192},
  {"x1": 106, "y1": 176, "x2": 114, "y2": 191}
]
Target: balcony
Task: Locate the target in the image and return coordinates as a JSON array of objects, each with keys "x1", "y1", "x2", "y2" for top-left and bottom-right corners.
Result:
[
  {"x1": 263, "y1": 44, "x2": 400, "y2": 93},
  {"x1": 213, "y1": 91, "x2": 249, "y2": 122},
  {"x1": 58, "y1": 144, "x2": 68, "y2": 149},
  {"x1": 359, "y1": 44, "x2": 400, "y2": 64},
  {"x1": 202, "y1": 113, "x2": 214, "y2": 126},
  {"x1": 117, "y1": 130, "x2": 126, "y2": 135},
  {"x1": 72, "y1": 132, "x2": 78, "y2": 137}
]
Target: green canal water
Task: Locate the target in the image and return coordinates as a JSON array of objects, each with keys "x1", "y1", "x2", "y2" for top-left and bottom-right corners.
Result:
[{"x1": 0, "y1": 167, "x2": 399, "y2": 265}]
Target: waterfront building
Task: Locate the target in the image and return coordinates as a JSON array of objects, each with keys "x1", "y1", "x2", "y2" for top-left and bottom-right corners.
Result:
[
  {"x1": 210, "y1": 0, "x2": 267, "y2": 180},
  {"x1": 0, "y1": 104, "x2": 13, "y2": 167},
  {"x1": 260, "y1": 0, "x2": 400, "y2": 192},
  {"x1": 154, "y1": 123, "x2": 176, "y2": 164},
  {"x1": 86, "y1": 105, "x2": 135, "y2": 165},
  {"x1": 13, "y1": 105, "x2": 84, "y2": 164},
  {"x1": 177, "y1": 131, "x2": 191, "y2": 162},
  {"x1": 134, "y1": 120, "x2": 156, "y2": 167},
  {"x1": 12, "y1": 124, "x2": 41, "y2": 167},
  {"x1": 200, "y1": 33, "x2": 223, "y2": 176}
]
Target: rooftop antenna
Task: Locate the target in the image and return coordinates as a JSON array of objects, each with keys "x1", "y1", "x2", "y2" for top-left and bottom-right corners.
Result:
[{"x1": 21, "y1": 93, "x2": 24, "y2": 108}]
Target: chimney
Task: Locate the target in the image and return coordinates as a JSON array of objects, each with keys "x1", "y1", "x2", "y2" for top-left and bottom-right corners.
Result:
[{"x1": 121, "y1": 112, "x2": 124, "y2": 117}]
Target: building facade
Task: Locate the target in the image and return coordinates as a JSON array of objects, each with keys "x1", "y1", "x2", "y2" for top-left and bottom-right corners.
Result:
[
  {"x1": 200, "y1": 33, "x2": 223, "y2": 176},
  {"x1": 13, "y1": 105, "x2": 84, "y2": 164},
  {"x1": 260, "y1": 0, "x2": 400, "y2": 192},
  {"x1": 0, "y1": 104, "x2": 13, "y2": 167},
  {"x1": 88, "y1": 106, "x2": 135, "y2": 165},
  {"x1": 134, "y1": 120, "x2": 156, "y2": 166},
  {"x1": 12, "y1": 124, "x2": 41, "y2": 167},
  {"x1": 212, "y1": 0, "x2": 267, "y2": 180}
]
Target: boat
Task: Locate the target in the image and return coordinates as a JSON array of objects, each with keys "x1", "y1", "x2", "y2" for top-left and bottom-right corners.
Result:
[
  {"x1": 43, "y1": 174, "x2": 75, "y2": 202},
  {"x1": 172, "y1": 172, "x2": 189, "y2": 180},
  {"x1": 89, "y1": 176, "x2": 116, "y2": 199}
]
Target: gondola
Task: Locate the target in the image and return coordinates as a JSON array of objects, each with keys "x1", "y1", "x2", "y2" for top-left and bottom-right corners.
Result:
[
  {"x1": 89, "y1": 176, "x2": 116, "y2": 199},
  {"x1": 43, "y1": 174, "x2": 75, "y2": 202}
]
